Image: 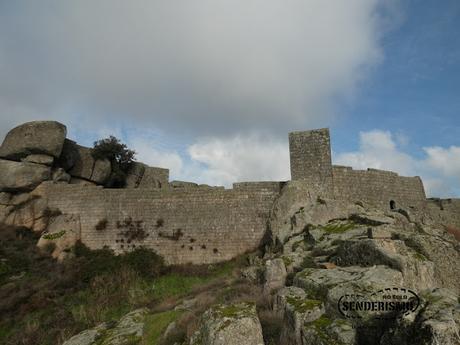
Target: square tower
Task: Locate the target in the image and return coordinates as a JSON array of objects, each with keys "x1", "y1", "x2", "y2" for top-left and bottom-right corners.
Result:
[{"x1": 289, "y1": 129, "x2": 333, "y2": 190}]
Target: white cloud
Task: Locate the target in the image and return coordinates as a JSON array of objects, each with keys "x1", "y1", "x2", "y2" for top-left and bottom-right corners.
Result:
[
  {"x1": 188, "y1": 133, "x2": 290, "y2": 186},
  {"x1": 335, "y1": 130, "x2": 415, "y2": 176},
  {"x1": 423, "y1": 146, "x2": 460, "y2": 177},
  {"x1": 129, "y1": 137, "x2": 184, "y2": 176},
  {"x1": 0, "y1": 0, "x2": 392, "y2": 138},
  {"x1": 335, "y1": 130, "x2": 460, "y2": 197},
  {"x1": 121, "y1": 130, "x2": 289, "y2": 187}
]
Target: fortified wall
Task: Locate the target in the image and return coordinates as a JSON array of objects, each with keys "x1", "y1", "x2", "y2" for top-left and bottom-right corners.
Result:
[
  {"x1": 289, "y1": 129, "x2": 427, "y2": 210},
  {"x1": 38, "y1": 183, "x2": 277, "y2": 265},
  {"x1": 0, "y1": 121, "x2": 459, "y2": 265}
]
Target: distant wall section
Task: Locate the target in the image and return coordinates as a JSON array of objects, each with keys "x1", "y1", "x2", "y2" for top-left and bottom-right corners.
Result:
[
  {"x1": 426, "y1": 198, "x2": 460, "y2": 229},
  {"x1": 332, "y1": 166, "x2": 426, "y2": 209},
  {"x1": 39, "y1": 183, "x2": 278, "y2": 265}
]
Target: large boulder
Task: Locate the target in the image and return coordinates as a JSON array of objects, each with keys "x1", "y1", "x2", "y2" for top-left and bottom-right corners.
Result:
[
  {"x1": 68, "y1": 144, "x2": 111, "y2": 184},
  {"x1": 269, "y1": 181, "x2": 363, "y2": 244},
  {"x1": 263, "y1": 258, "x2": 287, "y2": 294},
  {"x1": 190, "y1": 302, "x2": 264, "y2": 345},
  {"x1": 280, "y1": 293, "x2": 325, "y2": 344},
  {"x1": 0, "y1": 121, "x2": 66, "y2": 160},
  {"x1": 124, "y1": 162, "x2": 146, "y2": 188},
  {"x1": 56, "y1": 139, "x2": 79, "y2": 170},
  {"x1": 0, "y1": 159, "x2": 51, "y2": 192},
  {"x1": 333, "y1": 238, "x2": 437, "y2": 291},
  {"x1": 380, "y1": 288, "x2": 460, "y2": 345},
  {"x1": 301, "y1": 317, "x2": 356, "y2": 345},
  {"x1": 294, "y1": 265, "x2": 404, "y2": 316},
  {"x1": 37, "y1": 214, "x2": 81, "y2": 261},
  {"x1": 138, "y1": 167, "x2": 169, "y2": 188},
  {"x1": 1, "y1": 192, "x2": 50, "y2": 232},
  {"x1": 62, "y1": 308, "x2": 149, "y2": 345},
  {"x1": 21, "y1": 154, "x2": 54, "y2": 166}
]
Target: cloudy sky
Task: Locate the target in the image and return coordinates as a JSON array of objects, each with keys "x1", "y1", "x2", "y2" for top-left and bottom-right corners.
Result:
[{"x1": 0, "y1": 0, "x2": 459, "y2": 196}]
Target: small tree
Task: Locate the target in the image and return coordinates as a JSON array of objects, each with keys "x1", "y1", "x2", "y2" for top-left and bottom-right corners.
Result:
[{"x1": 92, "y1": 136, "x2": 136, "y2": 187}]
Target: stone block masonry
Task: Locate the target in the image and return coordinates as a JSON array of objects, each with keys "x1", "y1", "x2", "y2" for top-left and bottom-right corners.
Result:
[
  {"x1": 426, "y1": 198, "x2": 460, "y2": 229},
  {"x1": 38, "y1": 183, "x2": 278, "y2": 265},
  {"x1": 289, "y1": 129, "x2": 333, "y2": 194},
  {"x1": 332, "y1": 166, "x2": 427, "y2": 210}
]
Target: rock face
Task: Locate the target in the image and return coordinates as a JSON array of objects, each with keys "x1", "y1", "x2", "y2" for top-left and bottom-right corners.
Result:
[
  {"x1": 68, "y1": 144, "x2": 111, "y2": 184},
  {"x1": 0, "y1": 192, "x2": 51, "y2": 232},
  {"x1": 263, "y1": 258, "x2": 287, "y2": 294},
  {"x1": 37, "y1": 214, "x2": 80, "y2": 261},
  {"x1": 190, "y1": 302, "x2": 264, "y2": 345},
  {"x1": 380, "y1": 288, "x2": 460, "y2": 345},
  {"x1": 62, "y1": 308, "x2": 149, "y2": 345},
  {"x1": 124, "y1": 162, "x2": 146, "y2": 188},
  {"x1": 0, "y1": 121, "x2": 66, "y2": 160},
  {"x1": 56, "y1": 139, "x2": 79, "y2": 170},
  {"x1": 21, "y1": 154, "x2": 54, "y2": 166},
  {"x1": 294, "y1": 265, "x2": 404, "y2": 316},
  {"x1": 278, "y1": 290, "x2": 326, "y2": 344},
  {"x1": 0, "y1": 159, "x2": 50, "y2": 192}
]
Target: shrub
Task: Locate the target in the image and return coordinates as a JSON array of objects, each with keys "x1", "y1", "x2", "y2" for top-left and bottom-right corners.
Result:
[
  {"x1": 92, "y1": 135, "x2": 136, "y2": 187},
  {"x1": 122, "y1": 247, "x2": 166, "y2": 278},
  {"x1": 95, "y1": 218, "x2": 108, "y2": 231},
  {"x1": 73, "y1": 242, "x2": 166, "y2": 282}
]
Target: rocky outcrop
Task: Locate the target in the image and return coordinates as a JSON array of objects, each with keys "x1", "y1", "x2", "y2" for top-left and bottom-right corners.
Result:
[
  {"x1": 0, "y1": 159, "x2": 50, "y2": 192},
  {"x1": 37, "y1": 214, "x2": 80, "y2": 260},
  {"x1": 279, "y1": 292, "x2": 326, "y2": 344},
  {"x1": 21, "y1": 154, "x2": 54, "y2": 166},
  {"x1": 301, "y1": 317, "x2": 356, "y2": 345},
  {"x1": 68, "y1": 144, "x2": 111, "y2": 184},
  {"x1": 333, "y1": 237, "x2": 437, "y2": 291},
  {"x1": 294, "y1": 265, "x2": 404, "y2": 316},
  {"x1": 0, "y1": 191, "x2": 59, "y2": 232},
  {"x1": 380, "y1": 288, "x2": 460, "y2": 345},
  {"x1": 190, "y1": 302, "x2": 264, "y2": 345},
  {"x1": 56, "y1": 139, "x2": 79, "y2": 170},
  {"x1": 138, "y1": 167, "x2": 169, "y2": 188},
  {"x1": 0, "y1": 121, "x2": 66, "y2": 160},
  {"x1": 262, "y1": 258, "x2": 287, "y2": 294},
  {"x1": 124, "y1": 162, "x2": 146, "y2": 188},
  {"x1": 62, "y1": 308, "x2": 149, "y2": 345},
  {"x1": 269, "y1": 180, "x2": 363, "y2": 244}
]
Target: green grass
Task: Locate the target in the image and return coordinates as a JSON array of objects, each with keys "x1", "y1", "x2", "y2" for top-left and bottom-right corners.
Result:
[
  {"x1": 142, "y1": 310, "x2": 182, "y2": 345},
  {"x1": 321, "y1": 222, "x2": 356, "y2": 234},
  {"x1": 152, "y1": 274, "x2": 210, "y2": 300},
  {"x1": 286, "y1": 297, "x2": 322, "y2": 313}
]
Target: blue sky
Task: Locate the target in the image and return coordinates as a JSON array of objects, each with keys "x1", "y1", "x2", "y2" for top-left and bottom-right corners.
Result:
[
  {"x1": 0, "y1": 1, "x2": 459, "y2": 196},
  {"x1": 333, "y1": 0, "x2": 460, "y2": 153}
]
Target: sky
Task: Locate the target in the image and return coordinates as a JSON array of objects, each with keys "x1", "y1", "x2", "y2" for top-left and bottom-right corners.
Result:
[{"x1": 0, "y1": 0, "x2": 459, "y2": 197}]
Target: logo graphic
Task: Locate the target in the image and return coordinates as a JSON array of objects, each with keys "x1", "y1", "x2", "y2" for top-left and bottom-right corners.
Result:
[{"x1": 338, "y1": 287, "x2": 420, "y2": 319}]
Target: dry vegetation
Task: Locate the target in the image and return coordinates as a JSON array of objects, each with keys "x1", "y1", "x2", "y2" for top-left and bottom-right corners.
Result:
[{"x1": 0, "y1": 224, "x2": 278, "y2": 345}]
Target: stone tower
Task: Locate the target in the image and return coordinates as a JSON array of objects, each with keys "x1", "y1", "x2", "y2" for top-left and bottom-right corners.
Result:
[{"x1": 288, "y1": 128, "x2": 333, "y2": 192}]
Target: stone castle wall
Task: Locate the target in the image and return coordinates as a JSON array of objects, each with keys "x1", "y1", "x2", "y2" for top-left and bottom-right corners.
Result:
[
  {"x1": 425, "y1": 198, "x2": 460, "y2": 229},
  {"x1": 39, "y1": 183, "x2": 278, "y2": 265},
  {"x1": 233, "y1": 181, "x2": 286, "y2": 194},
  {"x1": 288, "y1": 129, "x2": 427, "y2": 209},
  {"x1": 289, "y1": 129, "x2": 333, "y2": 193},
  {"x1": 332, "y1": 166, "x2": 427, "y2": 209}
]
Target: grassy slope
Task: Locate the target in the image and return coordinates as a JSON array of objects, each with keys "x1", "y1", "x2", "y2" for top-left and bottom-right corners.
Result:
[{"x1": 0, "y1": 225, "x2": 242, "y2": 345}]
